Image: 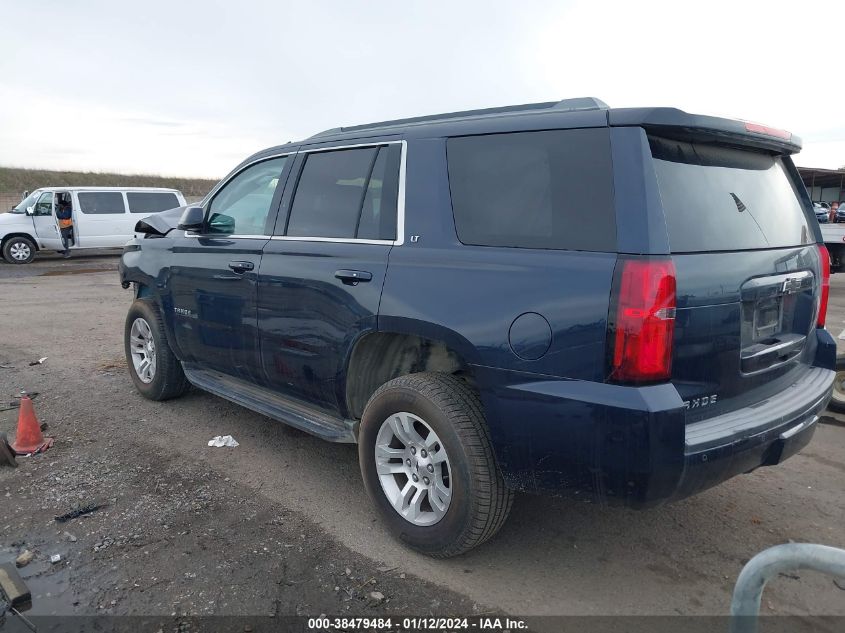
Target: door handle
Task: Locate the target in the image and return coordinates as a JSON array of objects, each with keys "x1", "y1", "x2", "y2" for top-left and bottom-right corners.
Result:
[
  {"x1": 228, "y1": 261, "x2": 255, "y2": 274},
  {"x1": 335, "y1": 269, "x2": 373, "y2": 285}
]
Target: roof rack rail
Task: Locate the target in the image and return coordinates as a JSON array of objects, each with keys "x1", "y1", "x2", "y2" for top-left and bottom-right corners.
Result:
[{"x1": 307, "y1": 97, "x2": 609, "y2": 139}]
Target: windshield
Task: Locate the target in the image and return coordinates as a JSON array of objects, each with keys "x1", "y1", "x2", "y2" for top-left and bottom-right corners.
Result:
[{"x1": 10, "y1": 191, "x2": 40, "y2": 214}]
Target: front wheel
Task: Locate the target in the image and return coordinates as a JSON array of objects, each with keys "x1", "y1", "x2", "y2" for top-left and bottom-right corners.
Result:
[
  {"x1": 124, "y1": 299, "x2": 189, "y2": 401},
  {"x1": 828, "y1": 356, "x2": 845, "y2": 414},
  {"x1": 2, "y1": 236, "x2": 36, "y2": 264},
  {"x1": 358, "y1": 372, "x2": 513, "y2": 557}
]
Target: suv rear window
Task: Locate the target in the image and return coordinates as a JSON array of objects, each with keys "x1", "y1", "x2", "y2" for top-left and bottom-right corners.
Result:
[
  {"x1": 446, "y1": 128, "x2": 615, "y2": 251},
  {"x1": 127, "y1": 192, "x2": 180, "y2": 214},
  {"x1": 649, "y1": 136, "x2": 813, "y2": 253}
]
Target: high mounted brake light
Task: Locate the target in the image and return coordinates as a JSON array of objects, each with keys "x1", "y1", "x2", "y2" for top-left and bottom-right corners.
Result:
[
  {"x1": 609, "y1": 258, "x2": 677, "y2": 383},
  {"x1": 744, "y1": 121, "x2": 792, "y2": 140},
  {"x1": 817, "y1": 244, "x2": 830, "y2": 328}
]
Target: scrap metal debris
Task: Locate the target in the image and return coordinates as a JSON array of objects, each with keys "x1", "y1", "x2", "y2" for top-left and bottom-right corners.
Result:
[
  {"x1": 54, "y1": 503, "x2": 104, "y2": 523},
  {"x1": 28, "y1": 358, "x2": 48, "y2": 366}
]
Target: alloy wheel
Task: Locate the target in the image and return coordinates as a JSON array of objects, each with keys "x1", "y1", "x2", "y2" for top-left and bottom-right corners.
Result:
[
  {"x1": 129, "y1": 317, "x2": 157, "y2": 384},
  {"x1": 374, "y1": 412, "x2": 452, "y2": 526}
]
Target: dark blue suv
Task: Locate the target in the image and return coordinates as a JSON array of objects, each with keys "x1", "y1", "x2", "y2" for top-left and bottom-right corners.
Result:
[{"x1": 119, "y1": 98, "x2": 836, "y2": 557}]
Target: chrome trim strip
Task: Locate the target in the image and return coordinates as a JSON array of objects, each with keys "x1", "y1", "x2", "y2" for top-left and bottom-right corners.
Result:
[
  {"x1": 269, "y1": 236, "x2": 394, "y2": 246},
  {"x1": 395, "y1": 140, "x2": 406, "y2": 247},
  {"x1": 300, "y1": 140, "x2": 402, "y2": 153}
]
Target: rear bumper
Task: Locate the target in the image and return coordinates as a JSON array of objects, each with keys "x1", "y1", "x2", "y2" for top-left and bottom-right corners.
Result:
[
  {"x1": 675, "y1": 366, "x2": 830, "y2": 500},
  {"x1": 475, "y1": 362, "x2": 833, "y2": 507}
]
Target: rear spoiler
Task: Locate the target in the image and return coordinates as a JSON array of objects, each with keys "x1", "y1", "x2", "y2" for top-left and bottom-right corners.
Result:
[{"x1": 608, "y1": 107, "x2": 802, "y2": 155}]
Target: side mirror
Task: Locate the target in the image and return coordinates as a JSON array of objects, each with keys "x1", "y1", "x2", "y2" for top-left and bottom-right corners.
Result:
[
  {"x1": 177, "y1": 206, "x2": 205, "y2": 232},
  {"x1": 25, "y1": 206, "x2": 34, "y2": 216}
]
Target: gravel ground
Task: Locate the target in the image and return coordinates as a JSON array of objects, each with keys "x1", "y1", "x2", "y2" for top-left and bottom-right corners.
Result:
[{"x1": 1, "y1": 252, "x2": 844, "y2": 623}]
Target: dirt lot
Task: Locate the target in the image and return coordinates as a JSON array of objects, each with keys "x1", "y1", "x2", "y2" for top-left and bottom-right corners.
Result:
[{"x1": 1, "y1": 252, "x2": 844, "y2": 624}]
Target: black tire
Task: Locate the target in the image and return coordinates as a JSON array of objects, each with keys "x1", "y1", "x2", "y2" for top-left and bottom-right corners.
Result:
[
  {"x1": 358, "y1": 372, "x2": 513, "y2": 557},
  {"x1": 2, "y1": 236, "x2": 36, "y2": 264},
  {"x1": 828, "y1": 356, "x2": 845, "y2": 414},
  {"x1": 124, "y1": 298, "x2": 189, "y2": 401}
]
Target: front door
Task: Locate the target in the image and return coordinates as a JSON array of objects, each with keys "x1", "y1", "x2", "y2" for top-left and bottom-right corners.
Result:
[
  {"x1": 257, "y1": 142, "x2": 402, "y2": 414},
  {"x1": 31, "y1": 192, "x2": 62, "y2": 249},
  {"x1": 168, "y1": 155, "x2": 292, "y2": 383}
]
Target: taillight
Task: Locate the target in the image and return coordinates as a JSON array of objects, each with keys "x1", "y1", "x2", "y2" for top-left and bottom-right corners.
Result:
[
  {"x1": 609, "y1": 258, "x2": 677, "y2": 383},
  {"x1": 818, "y1": 244, "x2": 830, "y2": 328}
]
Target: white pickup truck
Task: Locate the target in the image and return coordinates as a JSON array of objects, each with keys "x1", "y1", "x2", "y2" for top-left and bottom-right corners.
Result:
[{"x1": 821, "y1": 223, "x2": 845, "y2": 273}]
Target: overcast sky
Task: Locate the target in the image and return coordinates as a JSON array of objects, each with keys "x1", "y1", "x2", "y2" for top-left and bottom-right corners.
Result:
[{"x1": 1, "y1": 0, "x2": 843, "y2": 179}]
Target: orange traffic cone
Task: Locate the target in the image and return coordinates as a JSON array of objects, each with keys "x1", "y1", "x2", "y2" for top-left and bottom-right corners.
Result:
[{"x1": 11, "y1": 395, "x2": 53, "y2": 455}]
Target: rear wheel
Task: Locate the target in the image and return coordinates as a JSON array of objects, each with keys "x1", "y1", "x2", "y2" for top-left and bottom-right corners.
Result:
[
  {"x1": 828, "y1": 356, "x2": 845, "y2": 414},
  {"x1": 124, "y1": 299, "x2": 189, "y2": 401},
  {"x1": 2, "y1": 236, "x2": 36, "y2": 264},
  {"x1": 358, "y1": 372, "x2": 513, "y2": 557}
]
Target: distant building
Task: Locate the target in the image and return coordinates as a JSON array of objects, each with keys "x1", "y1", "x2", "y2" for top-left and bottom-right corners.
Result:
[{"x1": 798, "y1": 167, "x2": 845, "y2": 203}]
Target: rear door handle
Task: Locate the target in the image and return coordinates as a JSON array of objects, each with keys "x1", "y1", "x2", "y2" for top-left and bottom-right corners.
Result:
[
  {"x1": 228, "y1": 261, "x2": 255, "y2": 274},
  {"x1": 335, "y1": 269, "x2": 372, "y2": 285}
]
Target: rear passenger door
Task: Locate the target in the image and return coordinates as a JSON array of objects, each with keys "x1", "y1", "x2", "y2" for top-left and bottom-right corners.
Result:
[
  {"x1": 257, "y1": 141, "x2": 403, "y2": 414},
  {"x1": 76, "y1": 191, "x2": 128, "y2": 247}
]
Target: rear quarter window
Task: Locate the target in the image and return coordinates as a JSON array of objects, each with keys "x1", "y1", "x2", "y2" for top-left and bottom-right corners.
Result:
[
  {"x1": 649, "y1": 136, "x2": 813, "y2": 253},
  {"x1": 78, "y1": 192, "x2": 126, "y2": 214},
  {"x1": 127, "y1": 192, "x2": 180, "y2": 214},
  {"x1": 446, "y1": 128, "x2": 615, "y2": 251}
]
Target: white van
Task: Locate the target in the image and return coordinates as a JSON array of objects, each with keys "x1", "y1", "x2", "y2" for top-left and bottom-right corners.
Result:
[{"x1": 1, "y1": 187, "x2": 186, "y2": 264}]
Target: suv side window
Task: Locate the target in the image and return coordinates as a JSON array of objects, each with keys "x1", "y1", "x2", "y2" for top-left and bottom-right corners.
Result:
[
  {"x1": 34, "y1": 192, "x2": 54, "y2": 216},
  {"x1": 286, "y1": 146, "x2": 398, "y2": 240},
  {"x1": 207, "y1": 156, "x2": 288, "y2": 235},
  {"x1": 446, "y1": 128, "x2": 615, "y2": 251}
]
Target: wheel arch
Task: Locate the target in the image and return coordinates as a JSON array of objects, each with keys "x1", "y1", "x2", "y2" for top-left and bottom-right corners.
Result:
[
  {"x1": 2, "y1": 232, "x2": 39, "y2": 251},
  {"x1": 342, "y1": 321, "x2": 482, "y2": 420}
]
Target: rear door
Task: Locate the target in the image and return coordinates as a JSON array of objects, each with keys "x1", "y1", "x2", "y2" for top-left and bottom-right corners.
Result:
[
  {"x1": 256, "y1": 141, "x2": 402, "y2": 413},
  {"x1": 646, "y1": 135, "x2": 824, "y2": 422},
  {"x1": 76, "y1": 190, "x2": 129, "y2": 247}
]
